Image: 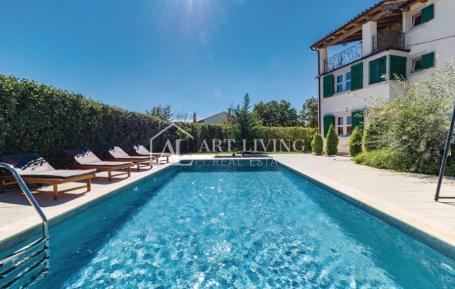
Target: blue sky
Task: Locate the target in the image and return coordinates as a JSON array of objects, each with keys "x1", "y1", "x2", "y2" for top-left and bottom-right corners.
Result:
[{"x1": 0, "y1": 0, "x2": 378, "y2": 118}]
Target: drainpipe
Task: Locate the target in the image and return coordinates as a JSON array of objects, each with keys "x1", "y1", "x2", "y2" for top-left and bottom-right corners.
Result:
[{"x1": 311, "y1": 46, "x2": 322, "y2": 134}]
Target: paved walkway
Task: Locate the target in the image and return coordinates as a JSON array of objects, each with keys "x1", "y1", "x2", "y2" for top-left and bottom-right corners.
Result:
[{"x1": 273, "y1": 154, "x2": 455, "y2": 247}]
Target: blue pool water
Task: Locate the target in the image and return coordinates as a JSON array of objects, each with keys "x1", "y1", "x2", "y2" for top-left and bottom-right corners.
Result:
[{"x1": 29, "y1": 161, "x2": 455, "y2": 288}]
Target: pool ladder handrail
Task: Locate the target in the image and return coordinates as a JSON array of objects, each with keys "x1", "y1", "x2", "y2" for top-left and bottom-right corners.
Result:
[{"x1": 0, "y1": 162, "x2": 49, "y2": 289}]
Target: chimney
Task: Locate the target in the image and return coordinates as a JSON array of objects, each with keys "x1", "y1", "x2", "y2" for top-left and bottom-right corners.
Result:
[{"x1": 192, "y1": 112, "x2": 197, "y2": 123}]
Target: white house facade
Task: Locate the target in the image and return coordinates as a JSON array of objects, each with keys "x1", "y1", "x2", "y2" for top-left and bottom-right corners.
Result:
[{"x1": 311, "y1": 0, "x2": 455, "y2": 152}]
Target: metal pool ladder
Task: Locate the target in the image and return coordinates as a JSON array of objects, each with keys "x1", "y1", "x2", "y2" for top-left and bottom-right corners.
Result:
[{"x1": 0, "y1": 163, "x2": 49, "y2": 289}]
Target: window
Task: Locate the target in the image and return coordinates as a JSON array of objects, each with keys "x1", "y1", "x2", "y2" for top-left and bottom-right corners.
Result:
[
  {"x1": 411, "y1": 4, "x2": 434, "y2": 29},
  {"x1": 335, "y1": 72, "x2": 352, "y2": 93},
  {"x1": 369, "y1": 56, "x2": 387, "y2": 84},
  {"x1": 412, "y1": 13, "x2": 423, "y2": 28},
  {"x1": 412, "y1": 57, "x2": 423, "y2": 72},
  {"x1": 412, "y1": 52, "x2": 435, "y2": 72},
  {"x1": 345, "y1": 72, "x2": 352, "y2": 91},
  {"x1": 336, "y1": 75, "x2": 344, "y2": 93},
  {"x1": 336, "y1": 116, "x2": 353, "y2": 136},
  {"x1": 337, "y1": 117, "x2": 344, "y2": 135}
]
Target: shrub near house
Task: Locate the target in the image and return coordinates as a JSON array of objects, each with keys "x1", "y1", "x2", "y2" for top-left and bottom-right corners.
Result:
[
  {"x1": 355, "y1": 63, "x2": 455, "y2": 175},
  {"x1": 325, "y1": 124, "x2": 338, "y2": 156},
  {"x1": 348, "y1": 127, "x2": 362, "y2": 157},
  {"x1": 311, "y1": 133, "x2": 323, "y2": 155}
]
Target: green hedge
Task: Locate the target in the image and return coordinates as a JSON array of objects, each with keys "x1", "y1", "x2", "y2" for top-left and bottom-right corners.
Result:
[
  {"x1": 255, "y1": 126, "x2": 315, "y2": 152},
  {"x1": 1, "y1": 76, "x2": 316, "y2": 167},
  {"x1": 0, "y1": 76, "x2": 164, "y2": 167},
  {"x1": 178, "y1": 124, "x2": 315, "y2": 153}
]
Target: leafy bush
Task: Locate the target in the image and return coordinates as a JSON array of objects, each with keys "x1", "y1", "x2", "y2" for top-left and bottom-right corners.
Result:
[
  {"x1": 348, "y1": 127, "x2": 363, "y2": 157},
  {"x1": 359, "y1": 62, "x2": 455, "y2": 174},
  {"x1": 354, "y1": 149, "x2": 415, "y2": 171},
  {"x1": 325, "y1": 124, "x2": 338, "y2": 156},
  {"x1": 311, "y1": 133, "x2": 323, "y2": 155}
]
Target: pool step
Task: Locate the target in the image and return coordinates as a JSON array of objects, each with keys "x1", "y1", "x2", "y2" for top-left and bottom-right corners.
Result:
[{"x1": 0, "y1": 236, "x2": 49, "y2": 289}]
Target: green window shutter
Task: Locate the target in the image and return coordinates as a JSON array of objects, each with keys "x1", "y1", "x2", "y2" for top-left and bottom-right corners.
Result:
[
  {"x1": 369, "y1": 56, "x2": 387, "y2": 84},
  {"x1": 422, "y1": 52, "x2": 435, "y2": 69},
  {"x1": 351, "y1": 63, "x2": 363, "y2": 91},
  {"x1": 422, "y1": 4, "x2": 434, "y2": 23},
  {"x1": 323, "y1": 115, "x2": 334, "y2": 137},
  {"x1": 323, "y1": 74, "x2": 334, "y2": 98},
  {"x1": 389, "y1": 55, "x2": 407, "y2": 80},
  {"x1": 352, "y1": 110, "x2": 364, "y2": 130}
]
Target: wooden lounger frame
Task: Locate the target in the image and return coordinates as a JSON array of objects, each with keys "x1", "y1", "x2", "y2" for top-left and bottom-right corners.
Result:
[
  {"x1": 108, "y1": 158, "x2": 152, "y2": 171},
  {"x1": 138, "y1": 154, "x2": 169, "y2": 163},
  {"x1": 1, "y1": 173, "x2": 96, "y2": 200},
  {"x1": 153, "y1": 154, "x2": 170, "y2": 163},
  {"x1": 75, "y1": 164, "x2": 132, "y2": 181}
]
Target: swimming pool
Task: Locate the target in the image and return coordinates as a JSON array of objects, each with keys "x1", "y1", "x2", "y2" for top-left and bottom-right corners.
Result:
[{"x1": 25, "y1": 160, "x2": 455, "y2": 288}]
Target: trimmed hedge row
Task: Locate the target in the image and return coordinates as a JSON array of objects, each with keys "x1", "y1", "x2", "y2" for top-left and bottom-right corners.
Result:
[
  {"x1": 0, "y1": 76, "x2": 164, "y2": 167},
  {"x1": 0, "y1": 76, "x2": 315, "y2": 168},
  {"x1": 256, "y1": 126, "x2": 315, "y2": 152},
  {"x1": 177, "y1": 124, "x2": 315, "y2": 153}
]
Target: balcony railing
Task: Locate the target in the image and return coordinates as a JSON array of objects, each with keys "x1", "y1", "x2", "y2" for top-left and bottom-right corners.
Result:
[
  {"x1": 324, "y1": 43, "x2": 362, "y2": 73},
  {"x1": 323, "y1": 31, "x2": 406, "y2": 73},
  {"x1": 373, "y1": 30, "x2": 405, "y2": 53}
]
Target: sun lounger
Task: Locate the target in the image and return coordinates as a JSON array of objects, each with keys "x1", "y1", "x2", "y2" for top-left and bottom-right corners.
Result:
[
  {"x1": 107, "y1": 146, "x2": 153, "y2": 171},
  {"x1": 0, "y1": 154, "x2": 96, "y2": 199},
  {"x1": 132, "y1": 145, "x2": 171, "y2": 163},
  {"x1": 66, "y1": 149, "x2": 132, "y2": 181}
]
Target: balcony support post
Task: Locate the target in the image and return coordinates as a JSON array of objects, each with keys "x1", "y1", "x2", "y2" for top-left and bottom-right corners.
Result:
[
  {"x1": 319, "y1": 48, "x2": 327, "y2": 74},
  {"x1": 362, "y1": 21, "x2": 377, "y2": 56}
]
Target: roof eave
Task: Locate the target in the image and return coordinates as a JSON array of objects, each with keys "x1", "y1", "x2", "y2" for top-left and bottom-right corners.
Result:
[{"x1": 310, "y1": 0, "x2": 406, "y2": 50}]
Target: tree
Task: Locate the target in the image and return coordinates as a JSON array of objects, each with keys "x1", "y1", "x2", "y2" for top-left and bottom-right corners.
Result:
[
  {"x1": 362, "y1": 120, "x2": 387, "y2": 152},
  {"x1": 174, "y1": 111, "x2": 191, "y2": 122},
  {"x1": 311, "y1": 133, "x2": 323, "y2": 155},
  {"x1": 146, "y1": 105, "x2": 172, "y2": 122},
  {"x1": 253, "y1": 100, "x2": 300, "y2": 126},
  {"x1": 232, "y1": 94, "x2": 258, "y2": 140},
  {"x1": 300, "y1": 97, "x2": 318, "y2": 128},
  {"x1": 348, "y1": 127, "x2": 363, "y2": 157},
  {"x1": 325, "y1": 124, "x2": 339, "y2": 156}
]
